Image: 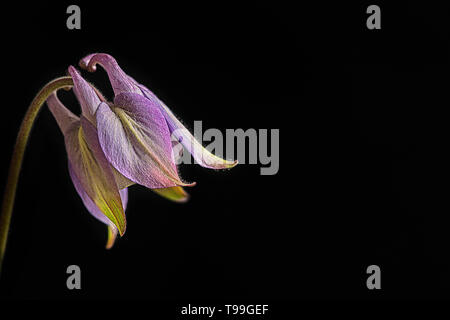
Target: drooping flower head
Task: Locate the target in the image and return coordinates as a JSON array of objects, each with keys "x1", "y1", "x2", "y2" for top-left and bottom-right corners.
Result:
[{"x1": 45, "y1": 54, "x2": 237, "y2": 248}]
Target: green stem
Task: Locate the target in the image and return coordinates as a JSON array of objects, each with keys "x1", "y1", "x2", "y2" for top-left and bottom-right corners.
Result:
[{"x1": 0, "y1": 77, "x2": 73, "y2": 275}]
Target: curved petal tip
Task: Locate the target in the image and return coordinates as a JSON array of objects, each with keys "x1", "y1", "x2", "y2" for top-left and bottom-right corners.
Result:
[
  {"x1": 106, "y1": 225, "x2": 117, "y2": 249},
  {"x1": 227, "y1": 159, "x2": 239, "y2": 169},
  {"x1": 179, "y1": 180, "x2": 196, "y2": 187},
  {"x1": 79, "y1": 53, "x2": 98, "y2": 72},
  {"x1": 152, "y1": 186, "x2": 191, "y2": 203}
]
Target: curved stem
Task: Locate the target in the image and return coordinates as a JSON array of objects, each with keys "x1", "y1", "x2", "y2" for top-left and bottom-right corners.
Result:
[{"x1": 0, "y1": 77, "x2": 73, "y2": 275}]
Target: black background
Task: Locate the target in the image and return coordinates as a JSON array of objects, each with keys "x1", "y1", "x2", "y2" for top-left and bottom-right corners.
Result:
[{"x1": 0, "y1": 0, "x2": 449, "y2": 307}]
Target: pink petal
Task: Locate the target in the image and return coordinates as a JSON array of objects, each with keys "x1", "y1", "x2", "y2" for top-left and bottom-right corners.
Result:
[
  {"x1": 96, "y1": 94, "x2": 194, "y2": 189},
  {"x1": 69, "y1": 163, "x2": 128, "y2": 225},
  {"x1": 64, "y1": 116, "x2": 127, "y2": 235},
  {"x1": 67, "y1": 66, "x2": 101, "y2": 123},
  {"x1": 79, "y1": 53, "x2": 141, "y2": 96},
  {"x1": 46, "y1": 92, "x2": 79, "y2": 134},
  {"x1": 138, "y1": 85, "x2": 238, "y2": 169},
  {"x1": 70, "y1": 162, "x2": 128, "y2": 249}
]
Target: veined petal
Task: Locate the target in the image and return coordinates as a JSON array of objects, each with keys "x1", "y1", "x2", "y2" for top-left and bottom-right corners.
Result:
[
  {"x1": 68, "y1": 66, "x2": 101, "y2": 123},
  {"x1": 152, "y1": 186, "x2": 189, "y2": 203},
  {"x1": 106, "y1": 188, "x2": 128, "y2": 249},
  {"x1": 138, "y1": 85, "x2": 238, "y2": 169},
  {"x1": 64, "y1": 116, "x2": 127, "y2": 235},
  {"x1": 69, "y1": 163, "x2": 112, "y2": 225},
  {"x1": 47, "y1": 89, "x2": 127, "y2": 241},
  {"x1": 112, "y1": 166, "x2": 135, "y2": 190},
  {"x1": 96, "y1": 96, "x2": 194, "y2": 189},
  {"x1": 171, "y1": 139, "x2": 185, "y2": 165},
  {"x1": 79, "y1": 53, "x2": 141, "y2": 96},
  {"x1": 119, "y1": 188, "x2": 128, "y2": 210},
  {"x1": 70, "y1": 163, "x2": 128, "y2": 248},
  {"x1": 47, "y1": 92, "x2": 80, "y2": 135}
]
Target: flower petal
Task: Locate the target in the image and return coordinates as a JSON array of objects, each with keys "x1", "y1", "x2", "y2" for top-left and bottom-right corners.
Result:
[
  {"x1": 106, "y1": 188, "x2": 128, "y2": 249},
  {"x1": 171, "y1": 140, "x2": 183, "y2": 163},
  {"x1": 47, "y1": 91, "x2": 79, "y2": 134},
  {"x1": 47, "y1": 90, "x2": 127, "y2": 239},
  {"x1": 112, "y1": 166, "x2": 135, "y2": 190},
  {"x1": 64, "y1": 116, "x2": 127, "y2": 235},
  {"x1": 106, "y1": 226, "x2": 117, "y2": 249},
  {"x1": 70, "y1": 163, "x2": 128, "y2": 248},
  {"x1": 69, "y1": 162, "x2": 112, "y2": 225},
  {"x1": 138, "y1": 85, "x2": 238, "y2": 169},
  {"x1": 96, "y1": 96, "x2": 194, "y2": 189},
  {"x1": 79, "y1": 53, "x2": 141, "y2": 96},
  {"x1": 152, "y1": 186, "x2": 189, "y2": 203},
  {"x1": 68, "y1": 66, "x2": 101, "y2": 123},
  {"x1": 49, "y1": 89, "x2": 134, "y2": 190}
]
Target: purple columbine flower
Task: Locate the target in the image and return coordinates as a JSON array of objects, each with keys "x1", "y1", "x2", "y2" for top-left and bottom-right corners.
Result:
[
  {"x1": 45, "y1": 55, "x2": 237, "y2": 248},
  {"x1": 0, "y1": 54, "x2": 238, "y2": 273}
]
